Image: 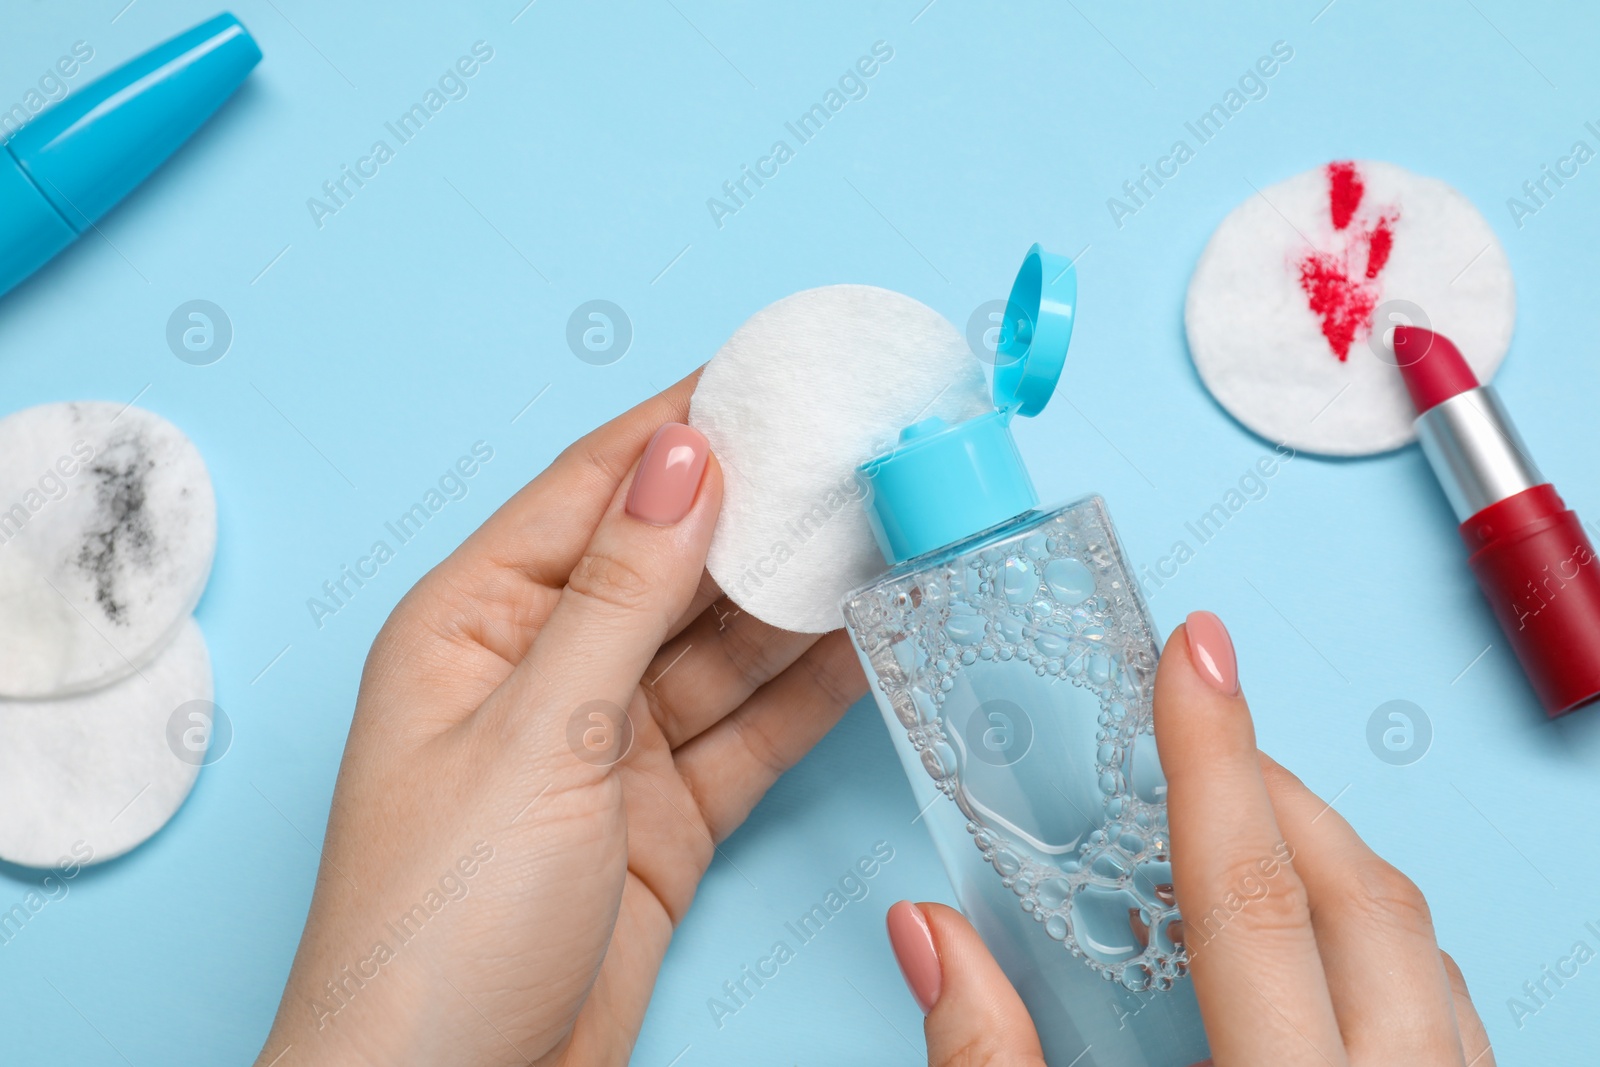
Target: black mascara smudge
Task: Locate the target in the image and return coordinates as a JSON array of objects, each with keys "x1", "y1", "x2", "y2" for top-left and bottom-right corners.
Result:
[{"x1": 76, "y1": 431, "x2": 157, "y2": 624}]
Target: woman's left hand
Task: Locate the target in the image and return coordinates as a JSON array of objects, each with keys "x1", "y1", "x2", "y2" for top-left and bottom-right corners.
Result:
[{"x1": 256, "y1": 374, "x2": 865, "y2": 1066}]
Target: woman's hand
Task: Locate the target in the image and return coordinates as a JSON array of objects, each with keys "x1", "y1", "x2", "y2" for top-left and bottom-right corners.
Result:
[
  {"x1": 886, "y1": 611, "x2": 1496, "y2": 1067},
  {"x1": 256, "y1": 376, "x2": 866, "y2": 1066}
]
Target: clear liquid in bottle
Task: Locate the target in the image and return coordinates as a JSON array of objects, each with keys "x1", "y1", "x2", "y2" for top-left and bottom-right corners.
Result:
[
  {"x1": 843, "y1": 497, "x2": 1207, "y2": 1066},
  {"x1": 838, "y1": 246, "x2": 1209, "y2": 1065}
]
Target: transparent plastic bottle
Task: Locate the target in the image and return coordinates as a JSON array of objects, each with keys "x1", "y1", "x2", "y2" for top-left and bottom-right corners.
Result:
[{"x1": 840, "y1": 247, "x2": 1209, "y2": 1067}]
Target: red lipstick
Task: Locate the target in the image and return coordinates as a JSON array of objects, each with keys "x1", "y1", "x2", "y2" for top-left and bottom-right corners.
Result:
[{"x1": 1394, "y1": 326, "x2": 1600, "y2": 716}]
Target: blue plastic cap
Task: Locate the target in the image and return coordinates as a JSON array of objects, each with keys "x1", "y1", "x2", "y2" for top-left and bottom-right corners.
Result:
[
  {"x1": 858, "y1": 245, "x2": 1078, "y2": 564},
  {"x1": 994, "y1": 243, "x2": 1077, "y2": 416},
  {"x1": 0, "y1": 150, "x2": 76, "y2": 296},
  {"x1": 6, "y1": 13, "x2": 260, "y2": 232}
]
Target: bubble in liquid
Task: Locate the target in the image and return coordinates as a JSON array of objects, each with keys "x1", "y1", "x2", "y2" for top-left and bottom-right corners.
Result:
[
  {"x1": 1003, "y1": 557, "x2": 1039, "y2": 603},
  {"x1": 1129, "y1": 736, "x2": 1168, "y2": 805},
  {"x1": 1038, "y1": 877, "x2": 1072, "y2": 910},
  {"x1": 1071, "y1": 885, "x2": 1145, "y2": 965},
  {"x1": 1130, "y1": 860, "x2": 1174, "y2": 902},
  {"x1": 946, "y1": 611, "x2": 985, "y2": 645},
  {"x1": 963, "y1": 566, "x2": 985, "y2": 597},
  {"x1": 921, "y1": 742, "x2": 954, "y2": 782},
  {"x1": 1092, "y1": 851, "x2": 1128, "y2": 880},
  {"x1": 1044, "y1": 557, "x2": 1096, "y2": 604},
  {"x1": 890, "y1": 636, "x2": 918, "y2": 674},
  {"x1": 1035, "y1": 632, "x2": 1069, "y2": 657}
]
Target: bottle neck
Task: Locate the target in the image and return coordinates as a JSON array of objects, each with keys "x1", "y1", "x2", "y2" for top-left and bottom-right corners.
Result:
[{"x1": 859, "y1": 410, "x2": 1039, "y2": 564}]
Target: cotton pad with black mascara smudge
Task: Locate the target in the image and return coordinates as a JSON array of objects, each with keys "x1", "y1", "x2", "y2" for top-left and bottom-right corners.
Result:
[
  {"x1": 0, "y1": 617, "x2": 212, "y2": 867},
  {"x1": 1185, "y1": 160, "x2": 1515, "y2": 456},
  {"x1": 0, "y1": 402, "x2": 217, "y2": 697},
  {"x1": 689, "y1": 285, "x2": 992, "y2": 633}
]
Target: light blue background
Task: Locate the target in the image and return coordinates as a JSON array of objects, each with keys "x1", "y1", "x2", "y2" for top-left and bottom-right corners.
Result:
[{"x1": 1, "y1": 0, "x2": 1594, "y2": 1062}]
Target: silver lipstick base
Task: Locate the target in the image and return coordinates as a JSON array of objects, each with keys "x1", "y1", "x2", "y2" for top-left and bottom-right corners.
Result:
[{"x1": 1415, "y1": 386, "x2": 1544, "y2": 523}]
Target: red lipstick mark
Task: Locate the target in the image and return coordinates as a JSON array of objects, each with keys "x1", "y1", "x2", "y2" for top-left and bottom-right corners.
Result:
[
  {"x1": 1294, "y1": 162, "x2": 1400, "y2": 361},
  {"x1": 1327, "y1": 161, "x2": 1364, "y2": 230},
  {"x1": 1365, "y1": 214, "x2": 1394, "y2": 279},
  {"x1": 1297, "y1": 252, "x2": 1377, "y2": 361}
]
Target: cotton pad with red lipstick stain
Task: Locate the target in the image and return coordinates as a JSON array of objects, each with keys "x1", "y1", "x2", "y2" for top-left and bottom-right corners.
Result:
[{"x1": 1185, "y1": 160, "x2": 1515, "y2": 456}]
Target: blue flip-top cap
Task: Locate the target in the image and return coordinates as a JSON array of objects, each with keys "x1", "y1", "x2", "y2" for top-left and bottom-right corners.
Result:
[{"x1": 859, "y1": 244, "x2": 1078, "y2": 564}]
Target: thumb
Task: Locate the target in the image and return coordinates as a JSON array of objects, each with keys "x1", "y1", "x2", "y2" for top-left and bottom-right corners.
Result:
[
  {"x1": 488, "y1": 421, "x2": 719, "y2": 748},
  {"x1": 885, "y1": 901, "x2": 1046, "y2": 1066}
]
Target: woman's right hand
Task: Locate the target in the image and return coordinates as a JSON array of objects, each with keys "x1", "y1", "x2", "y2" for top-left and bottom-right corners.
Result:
[{"x1": 884, "y1": 611, "x2": 1496, "y2": 1067}]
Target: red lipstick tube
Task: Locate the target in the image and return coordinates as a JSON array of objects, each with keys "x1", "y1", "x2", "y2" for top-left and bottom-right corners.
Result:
[{"x1": 1394, "y1": 326, "x2": 1600, "y2": 716}]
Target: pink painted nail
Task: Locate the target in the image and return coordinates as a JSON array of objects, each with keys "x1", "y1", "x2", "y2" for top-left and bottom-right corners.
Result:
[
  {"x1": 1185, "y1": 610, "x2": 1239, "y2": 695},
  {"x1": 886, "y1": 900, "x2": 941, "y2": 1014},
  {"x1": 626, "y1": 423, "x2": 709, "y2": 525}
]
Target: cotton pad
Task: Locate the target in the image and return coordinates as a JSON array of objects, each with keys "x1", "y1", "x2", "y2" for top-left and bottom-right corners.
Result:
[
  {"x1": 0, "y1": 618, "x2": 212, "y2": 867},
  {"x1": 0, "y1": 401, "x2": 216, "y2": 697},
  {"x1": 1186, "y1": 160, "x2": 1515, "y2": 456},
  {"x1": 690, "y1": 285, "x2": 991, "y2": 632}
]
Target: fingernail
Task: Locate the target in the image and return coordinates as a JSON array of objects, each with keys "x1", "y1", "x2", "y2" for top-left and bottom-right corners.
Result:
[
  {"x1": 1184, "y1": 610, "x2": 1239, "y2": 695},
  {"x1": 886, "y1": 901, "x2": 941, "y2": 1014},
  {"x1": 626, "y1": 423, "x2": 709, "y2": 525}
]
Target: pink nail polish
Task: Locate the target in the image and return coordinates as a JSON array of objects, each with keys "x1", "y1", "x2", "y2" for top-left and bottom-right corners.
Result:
[
  {"x1": 626, "y1": 423, "x2": 708, "y2": 525},
  {"x1": 886, "y1": 901, "x2": 941, "y2": 1014},
  {"x1": 1185, "y1": 610, "x2": 1239, "y2": 695}
]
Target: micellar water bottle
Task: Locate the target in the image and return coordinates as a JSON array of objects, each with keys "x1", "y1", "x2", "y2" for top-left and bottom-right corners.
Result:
[{"x1": 840, "y1": 246, "x2": 1209, "y2": 1066}]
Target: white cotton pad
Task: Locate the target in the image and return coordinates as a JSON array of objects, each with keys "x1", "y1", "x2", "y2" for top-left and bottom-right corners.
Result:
[
  {"x1": 690, "y1": 285, "x2": 991, "y2": 632},
  {"x1": 0, "y1": 402, "x2": 216, "y2": 697},
  {"x1": 1185, "y1": 160, "x2": 1515, "y2": 456},
  {"x1": 0, "y1": 617, "x2": 212, "y2": 867}
]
